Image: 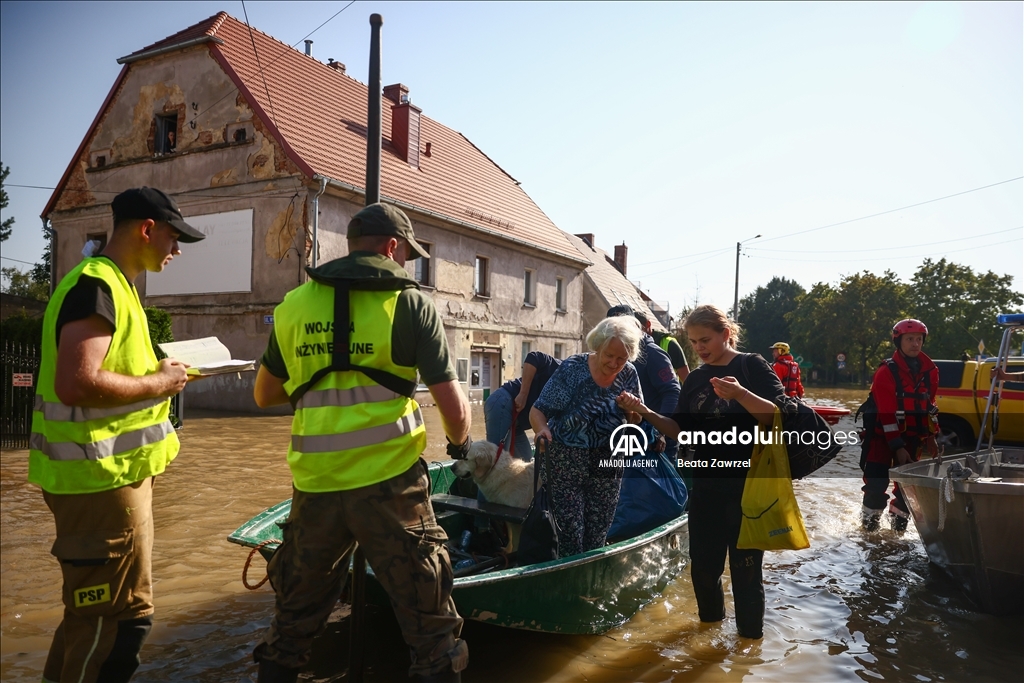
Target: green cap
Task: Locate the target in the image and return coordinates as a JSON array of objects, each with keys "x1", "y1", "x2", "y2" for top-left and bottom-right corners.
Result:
[{"x1": 347, "y1": 203, "x2": 429, "y2": 260}]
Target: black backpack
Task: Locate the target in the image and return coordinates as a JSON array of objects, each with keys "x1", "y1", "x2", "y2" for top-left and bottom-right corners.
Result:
[
  {"x1": 740, "y1": 353, "x2": 841, "y2": 479},
  {"x1": 854, "y1": 394, "x2": 877, "y2": 472}
]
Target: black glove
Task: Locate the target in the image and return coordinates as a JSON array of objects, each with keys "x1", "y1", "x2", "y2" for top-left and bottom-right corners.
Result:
[{"x1": 446, "y1": 436, "x2": 472, "y2": 460}]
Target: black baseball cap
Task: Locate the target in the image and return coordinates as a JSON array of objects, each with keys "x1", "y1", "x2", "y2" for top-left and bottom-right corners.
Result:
[
  {"x1": 111, "y1": 187, "x2": 206, "y2": 243},
  {"x1": 347, "y1": 203, "x2": 429, "y2": 259}
]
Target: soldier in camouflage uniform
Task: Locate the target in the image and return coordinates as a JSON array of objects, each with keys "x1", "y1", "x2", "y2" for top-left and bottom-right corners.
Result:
[{"x1": 251, "y1": 204, "x2": 472, "y2": 683}]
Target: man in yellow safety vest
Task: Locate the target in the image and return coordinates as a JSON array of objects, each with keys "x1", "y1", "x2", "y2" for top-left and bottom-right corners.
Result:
[
  {"x1": 251, "y1": 203, "x2": 472, "y2": 683},
  {"x1": 29, "y1": 187, "x2": 206, "y2": 683}
]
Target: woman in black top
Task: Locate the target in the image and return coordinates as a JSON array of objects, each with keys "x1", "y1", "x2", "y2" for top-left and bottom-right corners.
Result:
[{"x1": 617, "y1": 304, "x2": 788, "y2": 639}]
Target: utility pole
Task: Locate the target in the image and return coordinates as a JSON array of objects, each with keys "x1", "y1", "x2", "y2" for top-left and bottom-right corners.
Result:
[{"x1": 733, "y1": 234, "x2": 761, "y2": 320}]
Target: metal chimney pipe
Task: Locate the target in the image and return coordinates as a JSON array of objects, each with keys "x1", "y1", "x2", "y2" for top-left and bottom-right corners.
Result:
[
  {"x1": 365, "y1": 13, "x2": 383, "y2": 206},
  {"x1": 350, "y1": 21, "x2": 384, "y2": 682},
  {"x1": 304, "y1": 39, "x2": 313, "y2": 56}
]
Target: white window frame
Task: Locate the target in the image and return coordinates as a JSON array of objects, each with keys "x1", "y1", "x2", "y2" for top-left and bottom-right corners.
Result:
[
  {"x1": 414, "y1": 242, "x2": 432, "y2": 287},
  {"x1": 555, "y1": 277, "x2": 566, "y2": 311},
  {"x1": 524, "y1": 269, "x2": 536, "y2": 306},
  {"x1": 474, "y1": 256, "x2": 490, "y2": 297}
]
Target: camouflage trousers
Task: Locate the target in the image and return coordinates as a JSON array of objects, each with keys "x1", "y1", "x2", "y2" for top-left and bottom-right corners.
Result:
[{"x1": 255, "y1": 458, "x2": 467, "y2": 677}]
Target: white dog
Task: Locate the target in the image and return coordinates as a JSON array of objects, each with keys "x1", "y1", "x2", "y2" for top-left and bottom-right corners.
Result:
[{"x1": 451, "y1": 440, "x2": 536, "y2": 509}]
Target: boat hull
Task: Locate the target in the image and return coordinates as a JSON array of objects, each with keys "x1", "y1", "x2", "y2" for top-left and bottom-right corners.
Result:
[
  {"x1": 890, "y1": 449, "x2": 1024, "y2": 615},
  {"x1": 228, "y1": 461, "x2": 689, "y2": 634}
]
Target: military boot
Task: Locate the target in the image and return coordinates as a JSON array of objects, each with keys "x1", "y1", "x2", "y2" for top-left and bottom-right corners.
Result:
[{"x1": 861, "y1": 505, "x2": 883, "y2": 531}]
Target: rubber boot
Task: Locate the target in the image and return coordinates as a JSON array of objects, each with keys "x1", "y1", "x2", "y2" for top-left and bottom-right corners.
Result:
[
  {"x1": 888, "y1": 504, "x2": 910, "y2": 533},
  {"x1": 861, "y1": 505, "x2": 883, "y2": 532}
]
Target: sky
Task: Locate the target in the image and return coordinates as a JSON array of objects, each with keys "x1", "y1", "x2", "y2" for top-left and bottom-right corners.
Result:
[{"x1": 1, "y1": 1, "x2": 1021, "y2": 318}]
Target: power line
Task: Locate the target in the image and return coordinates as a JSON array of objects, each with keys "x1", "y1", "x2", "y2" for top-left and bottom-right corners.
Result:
[
  {"x1": 1, "y1": 255, "x2": 39, "y2": 266},
  {"x1": 757, "y1": 176, "x2": 1023, "y2": 245},
  {"x1": 241, "y1": 0, "x2": 278, "y2": 127},
  {"x1": 632, "y1": 245, "x2": 740, "y2": 268},
  {"x1": 7, "y1": 182, "x2": 302, "y2": 201},
  {"x1": 87, "y1": 1, "x2": 357, "y2": 193},
  {"x1": 747, "y1": 227, "x2": 1022, "y2": 254},
  {"x1": 746, "y1": 236, "x2": 1023, "y2": 263},
  {"x1": 640, "y1": 247, "x2": 734, "y2": 277}
]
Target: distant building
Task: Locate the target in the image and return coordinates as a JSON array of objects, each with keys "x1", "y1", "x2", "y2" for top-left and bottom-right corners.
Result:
[
  {"x1": 563, "y1": 233, "x2": 666, "y2": 336},
  {"x1": 43, "y1": 12, "x2": 590, "y2": 410}
]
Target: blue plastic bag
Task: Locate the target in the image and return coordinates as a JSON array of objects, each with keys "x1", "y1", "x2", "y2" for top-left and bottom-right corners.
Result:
[{"x1": 607, "y1": 452, "x2": 688, "y2": 541}]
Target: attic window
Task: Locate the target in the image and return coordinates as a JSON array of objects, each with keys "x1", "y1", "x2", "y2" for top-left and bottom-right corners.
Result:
[
  {"x1": 95, "y1": 155, "x2": 106, "y2": 168},
  {"x1": 226, "y1": 121, "x2": 253, "y2": 145},
  {"x1": 156, "y1": 113, "x2": 177, "y2": 154}
]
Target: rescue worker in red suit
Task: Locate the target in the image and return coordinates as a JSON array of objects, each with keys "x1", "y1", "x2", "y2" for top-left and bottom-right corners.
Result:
[
  {"x1": 770, "y1": 342, "x2": 804, "y2": 398},
  {"x1": 861, "y1": 320, "x2": 940, "y2": 532}
]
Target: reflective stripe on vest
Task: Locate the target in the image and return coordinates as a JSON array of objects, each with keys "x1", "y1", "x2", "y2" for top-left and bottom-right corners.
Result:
[
  {"x1": 28, "y1": 258, "x2": 178, "y2": 494},
  {"x1": 34, "y1": 394, "x2": 167, "y2": 423},
  {"x1": 291, "y1": 408, "x2": 424, "y2": 454},
  {"x1": 30, "y1": 421, "x2": 174, "y2": 461},
  {"x1": 296, "y1": 384, "x2": 400, "y2": 410},
  {"x1": 274, "y1": 280, "x2": 424, "y2": 492}
]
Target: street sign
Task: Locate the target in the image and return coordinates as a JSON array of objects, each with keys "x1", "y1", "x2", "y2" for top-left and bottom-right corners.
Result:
[
  {"x1": 837, "y1": 361, "x2": 846, "y2": 370},
  {"x1": 12, "y1": 373, "x2": 33, "y2": 387},
  {"x1": 836, "y1": 353, "x2": 846, "y2": 362},
  {"x1": 263, "y1": 315, "x2": 274, "y2": 325},
  {"x1": 978, "y1": 340, "x2": 985, "y2": 354}
]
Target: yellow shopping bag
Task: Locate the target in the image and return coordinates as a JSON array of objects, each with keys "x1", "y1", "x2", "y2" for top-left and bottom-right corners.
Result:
[{"x1": 736, "y1": 409, "x2": 810, "y2": 551}]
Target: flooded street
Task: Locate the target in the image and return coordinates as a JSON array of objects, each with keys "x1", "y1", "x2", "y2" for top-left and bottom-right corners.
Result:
[{"x1": 2, "y1": 389, "x2": 1022, "y2": 682}]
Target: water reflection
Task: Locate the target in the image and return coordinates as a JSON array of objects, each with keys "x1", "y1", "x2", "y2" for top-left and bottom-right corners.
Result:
[{"x1": 2, "y1": 390, "x2": 1022, "y2": 682}]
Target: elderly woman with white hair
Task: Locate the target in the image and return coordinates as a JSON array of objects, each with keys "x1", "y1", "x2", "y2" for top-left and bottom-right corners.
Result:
[{"x1": 530, "y1": 316, "x2": 644, "y2": 557}]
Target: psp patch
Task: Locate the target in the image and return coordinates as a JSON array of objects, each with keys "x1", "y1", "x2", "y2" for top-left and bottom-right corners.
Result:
[{"x1": 74, "y1": 583, "x2": 112, "y2": 608}]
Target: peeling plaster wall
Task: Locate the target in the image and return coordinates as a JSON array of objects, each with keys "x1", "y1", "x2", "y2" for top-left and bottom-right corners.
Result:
[
  {"x1": 46, "y1": 46, "x2": 313, "y2": 412},
  {"x1": 44, "y1": 45, "x2": 590, "y2": 412}
]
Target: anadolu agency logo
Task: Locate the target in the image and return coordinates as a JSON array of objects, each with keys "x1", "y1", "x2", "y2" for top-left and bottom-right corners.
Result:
[
  {"x1": 600, "y1": 424, "x2": 657, "y2": 469},
  {"x1": 609, "y1": 424, "x2": 648, "y2": 457}
]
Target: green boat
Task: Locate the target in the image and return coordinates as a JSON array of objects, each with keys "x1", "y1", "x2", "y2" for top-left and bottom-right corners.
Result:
[{"x1": 228, "y1": 461, "x2": 689, "y2": 634}]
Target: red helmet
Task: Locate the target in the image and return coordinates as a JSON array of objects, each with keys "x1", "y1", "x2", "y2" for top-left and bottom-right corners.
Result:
[{"x1": 892, "y1": 319, "x2": 928, "y2": 342}]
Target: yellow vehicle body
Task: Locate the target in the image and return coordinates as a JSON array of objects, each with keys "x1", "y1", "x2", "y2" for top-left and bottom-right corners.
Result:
[{"x1": 934, "y1": 358, "x2": 1024, "y2": 450}]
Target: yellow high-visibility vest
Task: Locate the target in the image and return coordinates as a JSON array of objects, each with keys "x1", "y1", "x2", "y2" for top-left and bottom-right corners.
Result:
[
  {"x1": 29, "y1": 258, "x2": 178, "y2": 494},
  {"x1": 274, "y1": 280, "x2": 424, "y2": 492}
]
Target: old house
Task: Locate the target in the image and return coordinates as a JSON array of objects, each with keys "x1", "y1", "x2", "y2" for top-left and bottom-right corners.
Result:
[
  {"x1": 563, "y1": 233, "x2": 667, "y2": 336},
  {"x1": 43, "y1": 12, "x2": 591, "y2": 410}
]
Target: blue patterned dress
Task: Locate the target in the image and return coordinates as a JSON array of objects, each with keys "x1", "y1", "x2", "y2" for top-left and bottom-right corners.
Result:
[{"x1": 532, "y1": 353, "x2": 641, "y2": 557}]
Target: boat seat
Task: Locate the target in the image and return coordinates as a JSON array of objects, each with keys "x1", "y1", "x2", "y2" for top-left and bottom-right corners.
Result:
[{"x1": 431, "y1": 493, "x2": 529, "y2": 524}]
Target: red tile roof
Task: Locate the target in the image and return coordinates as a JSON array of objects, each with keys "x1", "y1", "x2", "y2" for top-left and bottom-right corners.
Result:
[
  {"x1": 125, "y1": 12, "x2": 229, "y2": 57},
  {"x1": 563, "y1": 233, "x2": 667, "y2": 332},
  {"x1": 75, "y1": 11, "x2": 586, "y2": 263}
]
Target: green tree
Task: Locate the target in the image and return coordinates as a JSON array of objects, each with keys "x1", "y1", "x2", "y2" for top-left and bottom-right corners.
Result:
[
  {"x1": 1, "y1": 266, "x2": 49, "y2": 301},
  {"x1": 670, "y1": 307, "x2": 701, "y2": 370},
  {"x1": 832, "y1": 271, "x2": 906, "y2": 385},
  {"x1": 908, "y1": 258, "x2": 1024, "y2": 360},
  {"x1": 145, "y1": 307, "x2": 174, "y2": 358},
  {"x1": 788, "y1": 282, "x2": 842, "y2": 378},
  {"x1": 0, "y1": 162, "x2": 13, "y2": 242},
  {"x1": 737, "y1": 276, "x2": 805, "y2": 357}
]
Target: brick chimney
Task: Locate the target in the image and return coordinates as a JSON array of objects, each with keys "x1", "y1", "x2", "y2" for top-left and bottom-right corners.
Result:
[
  {"x1": 384, "y1": 83, "x2": 420, "y2": 168},
  {"x1": 575, "y1": 233, "x2": 595, "y2": 249},
  {"x1": 614, "y1": 242, "x2": 628, "y2": 276},
  {"x1": 327, "y1": 58, "x2": 346, "y2": 74}
]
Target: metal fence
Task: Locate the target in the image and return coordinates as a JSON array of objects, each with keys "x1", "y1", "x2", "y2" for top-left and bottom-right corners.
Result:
[{"x1": 1, "y1": 340, "x2": 40, "y2": 449}]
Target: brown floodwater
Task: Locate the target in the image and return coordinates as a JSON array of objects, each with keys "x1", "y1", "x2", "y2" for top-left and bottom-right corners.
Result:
[{"x1": 2, "y1": 389, "x2": 1022, "y2": 682}]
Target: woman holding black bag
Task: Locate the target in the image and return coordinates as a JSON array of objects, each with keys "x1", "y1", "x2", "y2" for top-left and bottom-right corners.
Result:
[
  {"x1": 530, "y1": 316, "x2": 643, "y2": 559},
  {"x1": 617, "y1": 304, "x2": 789, "y2": 640}
]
